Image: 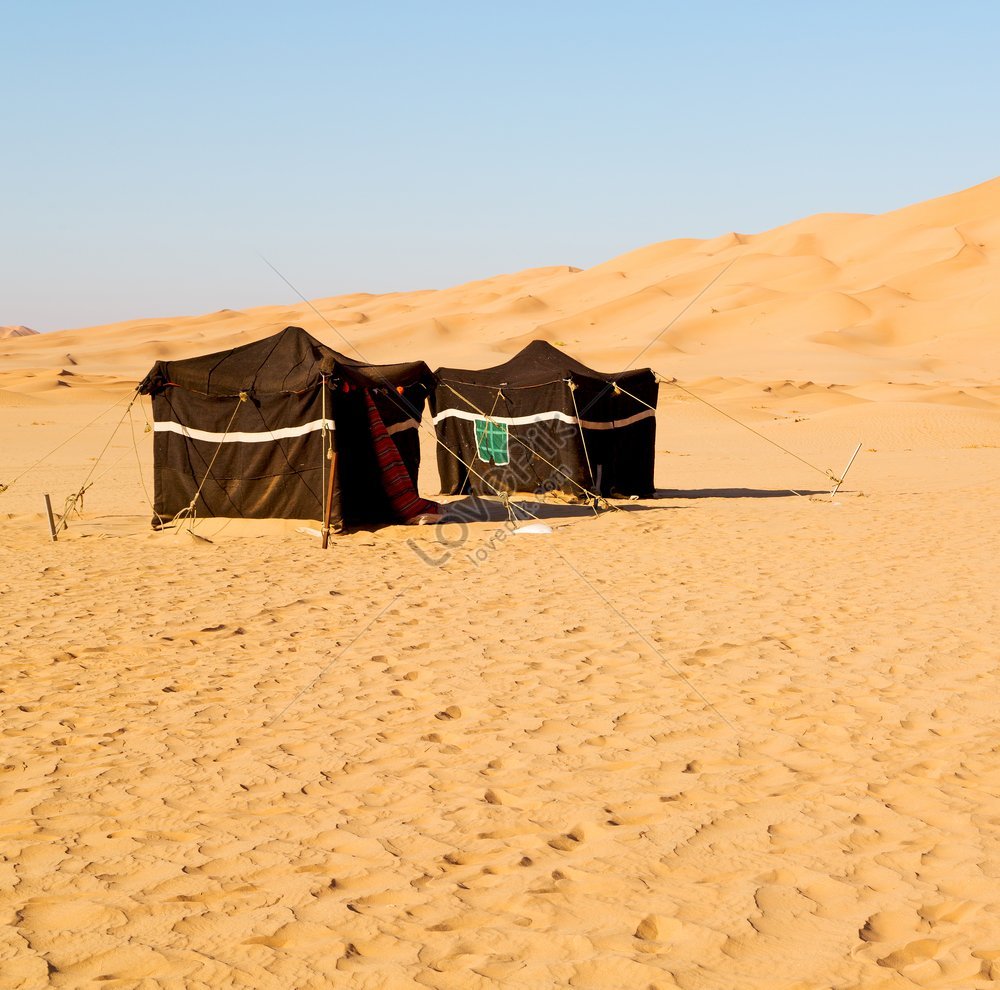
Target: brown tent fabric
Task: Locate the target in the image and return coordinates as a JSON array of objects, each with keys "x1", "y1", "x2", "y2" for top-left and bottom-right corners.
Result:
[
  {"x1": 138, "y1": 326, "x2": 434, "y2": 528},
  {"x1": 431, "y1": 340, "x2": 657, "y2": 498}
]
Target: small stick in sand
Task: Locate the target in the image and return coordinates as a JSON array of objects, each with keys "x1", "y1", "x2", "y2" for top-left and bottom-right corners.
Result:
[{"x1": 43, "y1": 494, "x2": 58, "y2": 541}]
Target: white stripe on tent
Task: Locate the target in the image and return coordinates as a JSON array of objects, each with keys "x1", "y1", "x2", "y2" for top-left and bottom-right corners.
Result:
[
  {"x1": 431, "y1": 407, "x2": 655, "y2": 431},
  {"x1": 579, "y1": 408, "x2": 656, "y2": 431},
  {"x1": 432, "y1": 409, "x2": 575, "y2": 428},
  {"x1": 386, "y1": 418, "x2": 419, "y2": 436},
  {"x1": 154, "y1": 418, "x2": 336, "y2": 444}
]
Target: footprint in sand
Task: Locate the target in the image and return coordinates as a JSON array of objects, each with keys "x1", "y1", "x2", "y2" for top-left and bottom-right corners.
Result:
[
  {"x1": 861, "y1": 906, "x2": 987, "y2": 985},
  {"x1": 547, "y1": 824, "x2": 588, "y2": 851}
]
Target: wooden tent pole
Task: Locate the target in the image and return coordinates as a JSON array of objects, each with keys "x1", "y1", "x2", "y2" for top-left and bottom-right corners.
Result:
[{"x1": 321, "y1": 450, "x2": 339, "y2": 549}]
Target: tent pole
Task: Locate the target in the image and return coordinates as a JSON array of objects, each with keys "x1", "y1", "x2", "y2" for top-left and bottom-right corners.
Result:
[
  {"x1": 320, "y1": 375, "x2": 327, "y2": 526},
  {"x1": 321, "y1": 450, "x2": 339, "y2": 549}
]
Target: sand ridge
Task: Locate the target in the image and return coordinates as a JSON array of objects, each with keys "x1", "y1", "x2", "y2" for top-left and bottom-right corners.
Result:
[{"x1": 2, "y1": 176, "x2": 1000, "y2": 397}]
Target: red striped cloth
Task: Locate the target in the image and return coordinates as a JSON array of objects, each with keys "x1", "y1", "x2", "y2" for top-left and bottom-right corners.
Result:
[{"x1": 364, "y1": 391, "x2": 440, "y2": 522}]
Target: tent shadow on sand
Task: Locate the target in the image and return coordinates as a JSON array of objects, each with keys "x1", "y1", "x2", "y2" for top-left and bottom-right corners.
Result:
[
  {"x1": 655, "y1": 487, "x2": 829, "y2": 499},
  {"x1": 438, "y1": 495, "x2": 671, "y2": 523}
]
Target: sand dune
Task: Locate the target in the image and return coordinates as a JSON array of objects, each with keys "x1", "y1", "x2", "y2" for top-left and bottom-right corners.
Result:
[
  {"x1": 0, "y1": 325, "x2": 38, "y2": 340},
  {"x1": 2, "y1": 178, "x2": 1000, "y2": 989},
  {"x1": 3, "y1": 176, "x2": 1000, "y2": 396}
]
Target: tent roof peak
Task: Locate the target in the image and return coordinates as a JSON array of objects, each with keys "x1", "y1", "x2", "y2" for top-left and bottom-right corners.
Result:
[{"x1": 434, "y1": 338, "x2": 653, "y2": 388}]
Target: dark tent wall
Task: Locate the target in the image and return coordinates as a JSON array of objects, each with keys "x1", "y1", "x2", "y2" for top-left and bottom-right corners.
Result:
[
  {"x1": 138, "y1": 326, "x2": 433, "y2": 527},
  {"x1": 431, "y1": 340, "x2": 657, "y2": 498}
]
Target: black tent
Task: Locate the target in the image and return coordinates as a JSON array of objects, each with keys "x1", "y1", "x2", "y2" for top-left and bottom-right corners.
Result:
[
  {"x1": 138, "y1": 326, "x2": 437, "y2": 530},
  {"x1": 431, "y1": 340, "x2": 657, "y2": 498}
]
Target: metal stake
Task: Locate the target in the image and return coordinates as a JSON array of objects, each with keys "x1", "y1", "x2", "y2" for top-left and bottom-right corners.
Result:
[{"x1": 831, "y1": 442, "x2": 863, "y2": 498}]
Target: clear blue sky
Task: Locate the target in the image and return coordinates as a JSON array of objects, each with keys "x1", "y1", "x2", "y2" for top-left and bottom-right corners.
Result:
[{"x1": 5, "y1": 1, "x2": 999, "y2": 331}]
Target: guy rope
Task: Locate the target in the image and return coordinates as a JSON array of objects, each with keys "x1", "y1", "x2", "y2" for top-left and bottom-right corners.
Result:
[
  {"x1": 612, "y1": 373, "x2": 860, "y2": 495},
  {"x1": 0, "y1": 388, "x2": 136, "y2": 497},
  {"x1": 438, "y1": 379, "x2": 614, "y2": 513},
  {"x1": 169, "y1": 391, "x2": 249, "y2": 531},
  {"x1": 258, "y1": 256, "x2": 577, "y2": 528},
  {"x1": 50, "y1": 391, "x2": 140, "y2": 534}
]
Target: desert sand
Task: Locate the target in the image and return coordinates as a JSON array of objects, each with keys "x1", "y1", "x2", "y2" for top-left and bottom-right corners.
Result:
[{"x1": 1, "y1": 178, "x2": 999, "y2": 989}]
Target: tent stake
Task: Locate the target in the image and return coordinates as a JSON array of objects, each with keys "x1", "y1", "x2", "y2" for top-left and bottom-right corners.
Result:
[
  {"x1": 831, "y1": 441, "x2": 862, "y2": 498},
  {"x1": 43, "y1": 494, "x2": 58, "y2": 542},
  {"x1": 321, "y1": 451, "x2": 339, "y2": 549}
]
